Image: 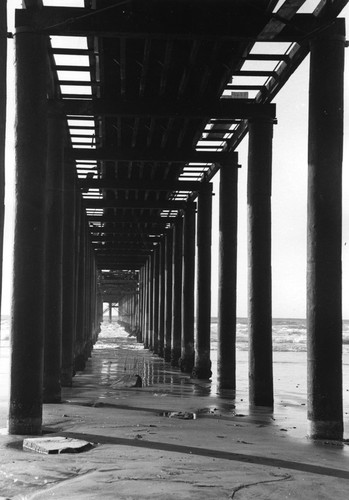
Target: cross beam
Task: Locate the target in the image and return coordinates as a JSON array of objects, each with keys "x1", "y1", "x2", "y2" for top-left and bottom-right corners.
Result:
[
  {"x1": 84, "y1": 199, "x2": 191, "y2": 210},
  {"x1": 16, "y1": 7, "x2": 319, "y2": 41},
  {"x1": 52, "y1": 99, "x2": 276, "y2": 120},
  {"x1": 79, "y1": 179, "x2": 202, "y2": 192}
]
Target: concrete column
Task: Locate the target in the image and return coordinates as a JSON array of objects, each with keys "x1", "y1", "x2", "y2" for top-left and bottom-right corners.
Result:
[
  {"x1": 153, "y1": 246, "x2": 160, "y2": 353},
  {"x1": 0, "y1": 1, "x2": 6, "y2": 317},
  {"x1": 73, "y1": 193, "x2": 82, "y2": 366},
  {"x1": 193, "y1": 183, "x2": 213, "y2": 379},
  {"x1": 148, "y1": 252, "x2": 154, "y2": 350},
  {"x1": 180, "y1": 202, "x2": 196, "y2": 373},
  {"x1": 61, "y1": 159, "x2": 77, "y2": 387},
  {"x1": 217, "y1": 156, "x2": 238, "y2": 390},
  {"x1": 164, "y1": 229, "x2": 173, "y2": 361},
  {"x1": 143, "y1": 258, "x2": 150, "y2": 348},
  {"x1": 74, "y1": 209, "x2": 87, "y2": 371},
  {"x1": 158, "y1": 239, "x2": 166, "y2": 357},
  {"x1": 43, "y1": 114, "x2": 65, "y2": 403},
  {"x1": 248, "y1": 115, "x2": 274, "y2": 408},
  {"x1": 171, "y1": 217, "x2": 183, "y2": 366},
  {"x1": 307, "y1": 19, "x2": 345, "y2": 440},
  {"x1": 138, "y1": 267, "x2": 144, "y2": 342},
  {"x1": 9, "y1": 30, "x2": 48, "y2": 435}
]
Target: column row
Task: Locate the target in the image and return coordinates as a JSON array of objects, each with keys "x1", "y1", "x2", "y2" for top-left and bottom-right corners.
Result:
[{"x1": 8, "y1": 31, "x2": 102, "y2": 434}]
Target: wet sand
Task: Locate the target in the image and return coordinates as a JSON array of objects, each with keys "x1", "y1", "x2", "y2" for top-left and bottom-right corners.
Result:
[{"x1": 1, "y1": 322, "x2": 349, "y2": 499}]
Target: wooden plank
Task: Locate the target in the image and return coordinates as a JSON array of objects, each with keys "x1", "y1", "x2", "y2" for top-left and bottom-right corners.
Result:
[{"x1": 259, "y1": 0, "x2": 307, "y2": 40}]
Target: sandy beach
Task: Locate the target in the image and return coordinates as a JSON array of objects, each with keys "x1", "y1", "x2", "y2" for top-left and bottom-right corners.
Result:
[
  {"x1": 1, "y1": 320, "x2": 349, "y2": 439},
  {"x1": 1, "y1": 321, "x2": 349, "y2": 499}
]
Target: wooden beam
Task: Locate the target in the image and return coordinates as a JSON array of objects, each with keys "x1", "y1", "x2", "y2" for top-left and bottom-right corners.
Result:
[
  {"x1": 73, "y1": 147, "x2": 233, "y2": 165},
  {"x1": 84, "y1": 199, "x2": 188, "y2": 210},
  {"x1": 90, "y1": 228, "x2": 165, "y2": 236},
  {"x1": 51, "y1": 48, "x2": 93, "y2": 55},
  {"x1": 261, "y1": 0, "x2": 307, "y2": 40},
  {"x1": 15, "y1": 7, "x2": 270, "y2": 38},
  {"x1": 15, "y1": 7, "x2": 321, "y2": 41},
  {"x1": 96, "y1": 250, "x2": 153, "y2": 256},
  {"x1": 232, "y1": 70, "x2": 277, "y2": 77},
  {"x1": 55, "y1": 65, "x2": 91, "y2": 72},
  {"x1": 79, "y1": 179, "x2": 202, "y2": 191},
  {"x1": 51, "y1": 98, "x2": 276, "y2": 120},
  {"x1": 94, "y1": 245, "x2": 154, "y2": 256},
  {"x1": 244, "y1": 54, "x2": 289, "y2": 62},
  {"x1": 101, "y1": 281, "x2": 138, "y2": 285},
  {"x1": 88, "y1": 215, "x2": 179, "y2": 224}
]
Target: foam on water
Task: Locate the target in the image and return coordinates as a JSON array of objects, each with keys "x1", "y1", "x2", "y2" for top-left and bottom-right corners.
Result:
[{"x1": 2, "y1": 315, "x2": 349, "y2": 354}]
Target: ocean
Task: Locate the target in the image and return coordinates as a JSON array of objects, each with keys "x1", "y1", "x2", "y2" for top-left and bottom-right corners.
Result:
[{"x1": 2, "y1": 315, "x2": 349, "y2": 352}]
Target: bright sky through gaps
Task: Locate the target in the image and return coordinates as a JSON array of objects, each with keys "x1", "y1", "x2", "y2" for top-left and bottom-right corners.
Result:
[{"x1": 1, "y1": 1, "x2": 349, "y2": 319}]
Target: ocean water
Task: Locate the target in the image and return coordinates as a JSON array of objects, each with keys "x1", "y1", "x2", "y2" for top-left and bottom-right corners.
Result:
[
  {"x1": 2, "y1": 315, "x2": 349, "y2": 353},
  {"x1": 211, "y1": 317, "x2": 349, "y2": 354}
]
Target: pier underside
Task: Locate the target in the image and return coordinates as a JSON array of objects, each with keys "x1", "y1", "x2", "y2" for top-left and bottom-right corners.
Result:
[{"x1": 0, "y1": 0, "x2": 348, "y2": 444}]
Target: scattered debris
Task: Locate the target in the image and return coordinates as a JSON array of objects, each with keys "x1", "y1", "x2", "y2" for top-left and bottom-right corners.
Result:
[
  {"x1": 23, "y1": 436, "x2": 94, "y2": 454},
  {"x1": 112, "y1": 374, "x2": 142, "y2": 388},
  {"x1": 161, "y1": 411, "x2": 196, "y2": 419}
]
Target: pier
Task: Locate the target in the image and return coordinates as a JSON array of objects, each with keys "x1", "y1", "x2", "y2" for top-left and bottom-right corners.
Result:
[{"x1": 0, "y1": 1, "x2": 349, "y2": 495}]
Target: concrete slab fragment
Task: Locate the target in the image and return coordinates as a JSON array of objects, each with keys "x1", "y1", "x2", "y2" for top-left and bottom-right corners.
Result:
[
  {"x1": 23, "y1": 436, "x2": 94, "y2": 454},
  {"x1": 167, "y1": 411, "x2": 196, "y2": 419}
]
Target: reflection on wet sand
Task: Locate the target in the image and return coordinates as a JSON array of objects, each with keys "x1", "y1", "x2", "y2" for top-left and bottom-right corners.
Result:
[{"x1": 62, "y1": 322, "x2": 273, "y2": 428}]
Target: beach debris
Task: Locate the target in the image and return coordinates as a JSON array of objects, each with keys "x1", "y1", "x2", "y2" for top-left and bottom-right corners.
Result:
[
  {"x1": 166, "y1": 411, "x2": 196, "y2": 420},
  {"x1": 112, "y1": 374, "x2": 142, "y2": 388},
  {"x1": 23, "y1": 436, "x2": 94, "y2": 454}
]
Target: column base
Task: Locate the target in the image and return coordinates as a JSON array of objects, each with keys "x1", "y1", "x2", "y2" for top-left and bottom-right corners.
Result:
[
  {"x1": 61, "y1": 369, "x2": 73, "y2": 387},
  {"x1": 179, "y1": 353, "x2": 194, "y2": 373},
  {"x1": 307, "y1": 419, "x2": 343, "y2": 440},
  {"x1": 8, "y1": 416, "x2": 42, "y2": 436},
  {"x1": 249, "y1": 376, "x2": 274, "y2": 408},
  {"x1": 217, "y1": 375, "x2": 236, "y2": 391},
  {"x1": 164, "y1": 346, "x2": 171, "y2": 362},
  {"x1": 192, "y1": 363, "x2": 212, "y2": 380},
  {"x1": 170, "y1": 347, "x2": 181, "y2": 367},
  {"x1": 43, "y1": 386, "x2": 61, "y2": 404},
  {"x1": 74, "y1": 354, "x2": 86, "y2": 372}
]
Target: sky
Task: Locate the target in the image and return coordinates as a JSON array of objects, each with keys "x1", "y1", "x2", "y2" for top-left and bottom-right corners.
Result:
[{"x1": 1, "y1": 1, "x2": 349, "y2": 319}]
